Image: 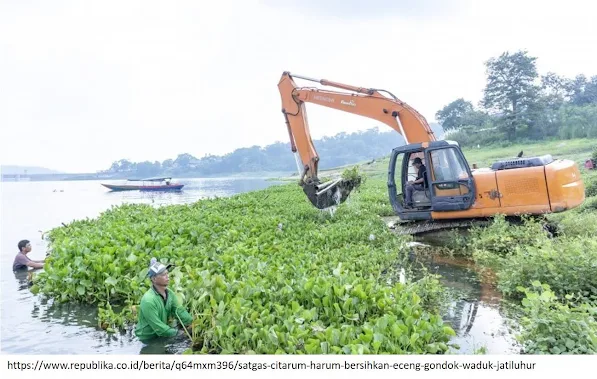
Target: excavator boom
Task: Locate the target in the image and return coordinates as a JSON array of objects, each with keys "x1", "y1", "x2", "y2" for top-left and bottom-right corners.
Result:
[{"x1": 278, "y1": 71, "x2": 435, "y2": 209}]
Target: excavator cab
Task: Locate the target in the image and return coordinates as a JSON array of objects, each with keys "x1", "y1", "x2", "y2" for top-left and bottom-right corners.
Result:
[{"x1": 388, "y1": 141, "x2": 476, "y2": 220}]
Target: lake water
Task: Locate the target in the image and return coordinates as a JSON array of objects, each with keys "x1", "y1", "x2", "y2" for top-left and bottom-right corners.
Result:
[{"x1": 0, "y1": 177, "x2": 283, "y2": 354}]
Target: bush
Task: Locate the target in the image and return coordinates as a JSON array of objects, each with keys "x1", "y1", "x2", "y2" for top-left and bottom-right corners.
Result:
[
  {"x1": 467, "y1": 212, "x2": 597, "y2": 303},
  {"x1": 447, "y1": 128, "x2": 509, "y2": 148},
  {"x1": 584, "y1": 173, "x2": 597, "y2": 197},
  {"x1": 468, "y1": 215, "x2": 549, "y2": 266},
  {"x1": 496, "y1": 237, "x2": 597, "y2": 302},
  {"x1": 576, "y1": 196, "x2": 597, "y2": 213},
  {"x1": 516, "y1": 282, "x2": 597, "y2": 354},
  {"x1": 554, "y1": 210, "x2": 597, "y2": 238}
]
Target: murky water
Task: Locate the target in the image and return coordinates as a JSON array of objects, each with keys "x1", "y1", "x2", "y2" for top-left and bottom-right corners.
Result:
[
  {"x1": 1, "y1": 178, "x2": 282, "y2": 355},
  {"x1": 389, "y1": 220, "x2": 523, "y2": 355},
  {"x1": 417, "y1": 251, "x2": 522, "y2": 354}
]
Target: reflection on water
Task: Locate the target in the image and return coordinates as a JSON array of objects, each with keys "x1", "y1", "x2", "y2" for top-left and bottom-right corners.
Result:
[
  {"x1": 1, "y1": 177, "x2": 282, "y2": 355},
  {"x1": 423, "y1": 254, "x2": 521, "y2": 354},
  {"x1": 394, "y1": 228, "x2": 522, "y2": 355},
  {"x1": 13, "y1": 270, "x2": 33, "y2": 291}
]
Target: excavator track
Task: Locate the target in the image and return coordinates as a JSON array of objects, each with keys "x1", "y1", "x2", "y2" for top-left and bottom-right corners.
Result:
[
  {"x1": 388, "y1": 218, "x2": 492, "y2": 236},
  {"x1": 387, "y1": 215, "x2": 557, "y2": 237}
]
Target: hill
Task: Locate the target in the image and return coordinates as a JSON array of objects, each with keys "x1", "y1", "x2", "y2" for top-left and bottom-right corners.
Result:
[
  {"x1": 1, "y1": 165, "x2": 63, "y2": 175},
  {"x1": 103, "y1": 124, "x2": 445, "y2": 178}
]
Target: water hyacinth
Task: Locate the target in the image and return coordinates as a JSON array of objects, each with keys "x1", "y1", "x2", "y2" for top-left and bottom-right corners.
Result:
[{"x1": 32, "y1": 180, "x2": 456, "y2": 354}]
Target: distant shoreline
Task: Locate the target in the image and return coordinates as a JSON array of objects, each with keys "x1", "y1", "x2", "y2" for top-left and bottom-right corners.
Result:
[{"x1": 1, "y1": 170, "x2": 298, "y2": 182}]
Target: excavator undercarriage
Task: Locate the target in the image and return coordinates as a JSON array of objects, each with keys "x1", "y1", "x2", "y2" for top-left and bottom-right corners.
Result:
[{"x1": 387, "y1": 218, "x2": 492, "y2": 236}]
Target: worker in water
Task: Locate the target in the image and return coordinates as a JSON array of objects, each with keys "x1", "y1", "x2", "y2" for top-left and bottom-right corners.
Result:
[
  {"x1": 12, "y1": 239, "x2": 45, "y2": 271},
  {"x1": 404, "y1": 157, "x2": 428, "y2": 208},
  {"x1": 134, "y1": 258, "x2": 193, "y2": 343}
]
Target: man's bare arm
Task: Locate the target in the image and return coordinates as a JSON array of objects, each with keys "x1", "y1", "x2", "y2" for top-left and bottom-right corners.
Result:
[{"x1": 26, "y1": 261, "x2": 44, "y2": 269}]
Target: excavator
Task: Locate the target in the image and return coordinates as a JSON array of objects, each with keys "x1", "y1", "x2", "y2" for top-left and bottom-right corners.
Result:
[{"x1": 278, "y1": 72, "x2": 586, "y2": 233}]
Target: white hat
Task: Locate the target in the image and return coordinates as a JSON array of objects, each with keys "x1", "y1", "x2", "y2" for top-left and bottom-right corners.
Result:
[{"x1": 147, "y1": 257, "x2": 173, "y2": 278}]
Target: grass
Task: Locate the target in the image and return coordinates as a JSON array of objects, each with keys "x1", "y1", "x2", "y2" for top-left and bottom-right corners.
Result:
[
  {"x1": 460, "y1": 138, "x2": 595, "y2": 168},
  {"x1": 286, "y1": 138, "x2": 596, "y2": 180}
]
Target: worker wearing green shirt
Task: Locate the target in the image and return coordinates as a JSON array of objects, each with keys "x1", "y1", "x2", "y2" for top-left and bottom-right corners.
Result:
[{"x1": 134, "y1": 258, "x2": 193, "y2": 343}]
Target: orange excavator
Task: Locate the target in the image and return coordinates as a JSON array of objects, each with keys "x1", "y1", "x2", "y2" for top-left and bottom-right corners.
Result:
[{"x1": 278, "y1": 72, "x2": 585, "y2": 231}]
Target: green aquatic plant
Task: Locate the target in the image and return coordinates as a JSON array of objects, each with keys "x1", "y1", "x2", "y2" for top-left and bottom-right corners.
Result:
[
  {"x1": 516, "y1": 282, "x2": 597, "y2": 354},
  {"x1": 341, "y1": 166, "x2": 362, "y2": 183},
  {"x1": 33, "y1": 179, "x2": 456, "y2": 354}
]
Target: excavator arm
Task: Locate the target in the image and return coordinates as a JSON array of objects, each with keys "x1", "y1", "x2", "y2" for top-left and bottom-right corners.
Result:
[{"x1": 278, "y1": 71, "x2": 436, "y2": 209}]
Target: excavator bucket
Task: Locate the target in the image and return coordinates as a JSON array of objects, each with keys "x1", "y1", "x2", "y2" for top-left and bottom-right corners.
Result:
[{"x1": 301, "y1": 177, "x2": 361, "y2": 209}]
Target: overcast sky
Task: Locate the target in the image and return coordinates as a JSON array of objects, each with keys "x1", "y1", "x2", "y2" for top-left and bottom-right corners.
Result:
[{"x1": 1, "y1": 0, "x2": 595, "y2": 173}]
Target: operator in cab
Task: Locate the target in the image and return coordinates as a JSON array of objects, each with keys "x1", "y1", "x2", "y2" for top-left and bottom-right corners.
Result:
[{"x1": 404, "y1": 157, "x2": 428, "y2": 208}]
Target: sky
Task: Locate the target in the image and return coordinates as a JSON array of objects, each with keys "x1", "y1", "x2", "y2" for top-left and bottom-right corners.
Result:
[{"x1": 1, "y1": 0, "x2": 596, "y2": 173}]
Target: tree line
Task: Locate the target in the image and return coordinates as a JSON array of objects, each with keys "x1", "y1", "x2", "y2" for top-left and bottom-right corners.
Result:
[
  {"x1": 436, "y1": 50, "x2": 597, "y2": 146},
  {"x1": 102, "y1": 124, "x2": 444, "y2": 177}
]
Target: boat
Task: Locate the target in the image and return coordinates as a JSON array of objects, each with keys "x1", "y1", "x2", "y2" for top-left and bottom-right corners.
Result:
[{"x1": 101, "y1": 177, "x2": 184, "y2": 191}]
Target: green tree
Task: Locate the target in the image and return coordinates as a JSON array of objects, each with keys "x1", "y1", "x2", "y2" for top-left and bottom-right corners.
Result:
[
  {"x1": 541, "y1": 72, "x2": 573, "y2": 106},
  {"x1": 162, "y1": 159, "x2": 174, "y2": 170},
  {"x1": 135, "y1": 161, "x2": 160, "y2": 177},
  {"x1": 110, "y1": 159, "x2": 134, "y2": 172},
  {"x1": 435, "y1": 98, "x2": 474, "y2": 131},
  {"x1": 570, "y1": 75, "x2": 597, "y2": 106},
  {"x1": 481, "y1": 50, "x2": 540, "y2": 140},
  {"x1": 173, "y1": 153, "x2": 196, "y2": 169},
  {"x1": 558, "y1": 104, "x2": 597, "y2": 139}
]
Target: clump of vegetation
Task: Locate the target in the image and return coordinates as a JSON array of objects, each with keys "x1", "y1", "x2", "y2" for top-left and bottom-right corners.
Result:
[
  {"x1": 550, "y1": 205, "x2": 597, "y2": 238},
  {"x1": 463, "y1": 211, "x2": 597, "y2": 303},
  {"x1": 33, "y1": 179, "x2": 456, "y2": 354},
  {"x1": 496, "y1": 237, "x2": 597, "y2": 302},
  {"x1": 341, "y1": 166, "x2": 364, "y2": 191},
  {"x1": 341, "y1": 166, "x2": 361, "y2": 182},
  {"x1": 516, "y1": 282, "x2": 597, "y2": 355},
  {"x1": 468, "y1": 215, "x2": 548, "y2": 258},
  {"x1": 583, "y1": 171, "x2": 597, "y2": 197}
]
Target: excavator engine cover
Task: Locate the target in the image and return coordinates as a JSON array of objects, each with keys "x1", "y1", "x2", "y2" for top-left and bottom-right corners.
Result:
[
  {"x1": 302, "y1": 177, "x2": 361, "y2": 209},
  {"x1": 491, "y1": 154, "x2": 554, "y2": 171}
]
